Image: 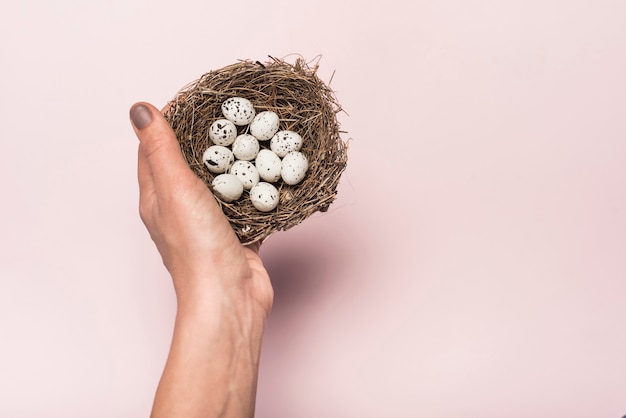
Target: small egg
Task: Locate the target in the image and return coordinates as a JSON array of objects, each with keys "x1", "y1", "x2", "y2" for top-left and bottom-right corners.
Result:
[
  {"x1": 250, "y1": 182, "x2": 279, "y2": 212},
  {"x1": 281, "y1": 151, "x2": 308, "y2": 185},
  {"x1": 221, "y1": 97, "x2": 256, "y2": 126},
  {"x1": 209, "y1": 119, "x2": 237, "y2": 146},
  {"x1": 270, "y1": 130, "x2": 303, "y2": 157},
  {"x1": 249, "y1": 111, "x2": 280, "y2": 141},
  {"x1": 231, "y1": 134, "x2": 260, "y2": 161},
  {"x1": 230, "y1": 160, "x2": 260, "y2": 190},
  {"x1": 211, "y1": 174, "x2": 244, "y2": 203},
  {"x1": 202, "y1": 145, "x2": 234, "y2": 174},
  {"x1": 254, "y1": 149, "x2": 282, "y2": 182}
]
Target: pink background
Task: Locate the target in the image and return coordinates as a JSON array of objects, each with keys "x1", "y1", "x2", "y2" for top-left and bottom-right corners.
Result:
[{"x1": 1, "y1": 0, "x2": 625, "y2": 416}]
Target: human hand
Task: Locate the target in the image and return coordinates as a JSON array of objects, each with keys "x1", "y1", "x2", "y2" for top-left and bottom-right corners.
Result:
[{"x1": 130, "y1": 102, "x2": 273, "y2": 418}]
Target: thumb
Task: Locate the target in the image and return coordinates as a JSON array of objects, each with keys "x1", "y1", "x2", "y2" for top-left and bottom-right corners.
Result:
[{"x1": 130, "y1": 102, "x2": 193, "y2": 191}]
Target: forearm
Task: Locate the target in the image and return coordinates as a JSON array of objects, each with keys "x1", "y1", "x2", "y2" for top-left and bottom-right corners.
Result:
[{"x1": 151, "y1": 290, "x2": 266, "y2": 418}]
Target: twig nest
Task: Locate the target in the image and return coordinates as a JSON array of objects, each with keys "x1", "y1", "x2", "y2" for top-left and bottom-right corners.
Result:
[{"x1": 164, "y1": 56, "x2": 348, "y2": 245}]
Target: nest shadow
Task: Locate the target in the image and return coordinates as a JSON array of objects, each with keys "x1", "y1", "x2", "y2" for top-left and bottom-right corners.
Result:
[{"x1": 260, "y1": 236, "x2": 345, "y2": 316}]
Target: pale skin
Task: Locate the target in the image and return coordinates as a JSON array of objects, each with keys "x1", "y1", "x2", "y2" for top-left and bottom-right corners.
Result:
[{"x1": 129, "y1": 102, "x2": 274, "y2": 418}]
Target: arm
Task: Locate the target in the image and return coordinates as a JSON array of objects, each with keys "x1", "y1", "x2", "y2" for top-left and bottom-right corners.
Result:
[{"x1": 130, "y1": 103, "x2": 273, "y2": 418}]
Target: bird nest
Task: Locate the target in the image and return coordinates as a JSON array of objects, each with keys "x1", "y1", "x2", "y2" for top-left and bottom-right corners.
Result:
[{"x1": 164, "y1": 56, "x2": 348, "y2": 245}]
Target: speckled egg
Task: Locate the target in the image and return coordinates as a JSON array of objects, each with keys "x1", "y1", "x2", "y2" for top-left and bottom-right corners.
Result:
[
  {"x1": 208, "y1": 119, "x2": 238, "y2": 146},
  {"x1": 255, "y1": 149, "x2": 282, "y2": 182},
  {"x1": 211, "y1": 174, "x2": 244, "y2": 203},
  {"x1": 270, "y1": 130, "x2": 303, "y2": 157},
  {"x1": 230, "y1": 160, "x2": 260, "y2": 190},
  {"x1": 250, "y1": 182, "x2": 279, "y2": 212},
  {"x1": 281, "y1": 151, "x2": 308, "y2": 185},
  {"x1": 249, "y1": 111, "x2": 280, "y2": 141},
  {"x1": 221, "y1": 97, "x2": 256, "y2": 126},
  {"x1": 231, "y1": 134, "x2": 260, "y2": 161},
  {"x1": 202, "y1": 145, "x2": 234, "y2": 174}
]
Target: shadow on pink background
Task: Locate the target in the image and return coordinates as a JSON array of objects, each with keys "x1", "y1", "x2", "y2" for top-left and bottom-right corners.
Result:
[{"x1": 1, "y1": 0, "x2": 626, "y2": 417}]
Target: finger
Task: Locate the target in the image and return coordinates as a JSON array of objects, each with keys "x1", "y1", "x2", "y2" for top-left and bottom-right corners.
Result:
[
  {"x1": 137, "y1": 145, "x2": 156, "y2": 221},
  {"x1": 129, "y1": 102, "x2": 193, "y2": 194},
  {"x1": 137, "y1": 142, "x2": 152, "y2": 194}
]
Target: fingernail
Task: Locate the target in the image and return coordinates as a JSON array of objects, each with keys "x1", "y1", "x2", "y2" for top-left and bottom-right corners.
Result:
[{"x1": 130, "y1": 104, "x2": 152, "y2": 129}]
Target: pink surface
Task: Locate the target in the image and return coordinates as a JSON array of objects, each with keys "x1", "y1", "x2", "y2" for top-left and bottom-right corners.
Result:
[{"x1": 1, "y1": 0, "x2": 626, "y2": 416}]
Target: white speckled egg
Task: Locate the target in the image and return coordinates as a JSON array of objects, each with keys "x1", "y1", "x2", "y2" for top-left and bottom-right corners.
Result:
[
  {"x1": 250, "y1": 182, "x2": 279, "y2": 212},
  {"x1": 221, "y1": 97, "x2": 256, "y2": 126},
  {"x1": 249, "y1": 111, "x2": 280, "y2": 141},
  {"x1": 255, "y1": 149, "x2": 282, "y2": 182},
  {"x1": 281, "y1": 151, "x2": 308, "y2": 185},
  {"x1": 202, "y1": 145, "x2": 234, "y2": 174},
  {"x1": 270, "y1": 130, "x2": 303, "y2": 157},
  {"x1": 211, "y1": 174, "x2": 244, "y2": 202},
  {"x1": 231, "y1": 134, "x2": 260, "y2": 161},
  {"x1": 209, "y1": 119, "x2": 238, "y2": 146},
  {"x1": 230, "y1": 160, "x2": 260, "y2": 190}
]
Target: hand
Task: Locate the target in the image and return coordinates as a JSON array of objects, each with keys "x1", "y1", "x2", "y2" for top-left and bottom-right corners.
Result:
[{"x1": 130, "y1": 102, "x2": 273, "y2": 418}]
